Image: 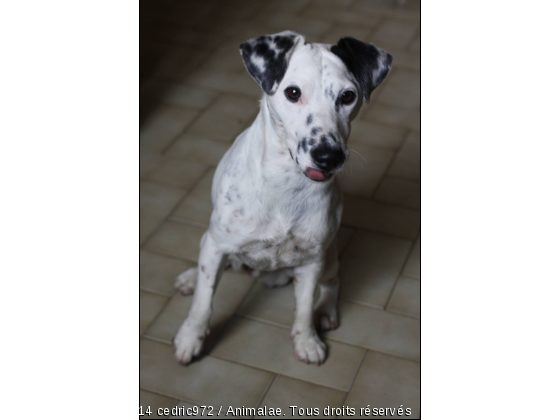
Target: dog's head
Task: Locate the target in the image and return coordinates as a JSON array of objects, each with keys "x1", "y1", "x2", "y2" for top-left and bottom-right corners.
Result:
[{"x1": 240, "y1": 31, "x2": 392, "y2": 182}]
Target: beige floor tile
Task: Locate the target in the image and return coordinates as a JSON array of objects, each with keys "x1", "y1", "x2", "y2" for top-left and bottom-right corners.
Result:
[
  {"x1": 350, "y1": 119, "x2": 408, "y2": 149},
  {"x1": 261, "y1": 0, "x2": 312, "y2": 14},
  {"x1": 390, "y1": 48, "x2": 420, "y2": 72},
  {"x1": 211, "y1": 317, "x2": 365, "y2": 391},
  {"x1": 377, "y1": 69, "x2": 420, "y2": 109},
  {"x1": 188, "y1": 169, "x2": 216, "y2": 201},
  {"x1": 337, "y1": 226, "x2": 355, "y2": 256},
  {"x1": 140, "y1": 103, "x2": 200, "y2": 152},
  {"x1": 370, "y1": 18, "x2": 418, "y2": 50},
  {"x1": 148, "y1": 158, "x2": 208, "y2": 190},
  {"x1": 350, "y1": 0, "x2": 399, "y2": 14},
  {"x1": 145, "y1": 270, "x2": 255, "y2": 347},
  {"x1": 387, "y1": 276, "x2": 420, "y2": 319},
  {"x1": 403, "y1": 237, "x2": 420, "y2": 279},
  {"x1": 141, "y1": 79, "x2": 219, "y2": 109},
  {"x1": 167, "y1": 133, "x2": 231, "y2": 167},
  {"x1": 237, "y1": 282, "x2": 295, "y2": 328},
  {"x1": 307, "y1": 0, "x2": 355, "y2": 11},
  {"x1": 409, "y1": 36, "x2": 420, "y2": 52},
  {"x1": 140, "y1": 250, "x2": 195, "y2": 296},
  {"x1": 260, "y1": 375, "x2": 347, "y2": 419},
  {"x1": 339, "y1": 230, "x2": 412, "y2": 307},
  {"x1": 375, "y1": 177, "x2": 420, "y2": 210},
  {"x1": 171, "y1": 196, "x2": 213, "y2": 227},
  {"x1": 325, "y1": 301, "x2": 420, "y2": 361},
  {"x1": 187, "y1": 95, "x2": 258, "y2": 142},
  {"x1": 140, "y1": 181, "x2": 186, "y2": 244},
  {"x1": 147, "y1": 24, "x2": 224, "y2": 54},
  {"x1": 140, "y1": 150, "x2": 165, "y2": 179},
  {"x1": 363, "y1": 102, "x2": 420, "y2": 131},
  {"x1": 140, "y1": 181, "x2": 186, "y2": 218},
  {"x1": 140, "y1": 291, "x2": 170, "y2": 335},
  {"x1": 197, "y1": 43, "x2": 248, "y2": 74},
  {"x1": 139, "y1": 389, "x2": 178, "y2": 419},
  {"x1": 140, "y1": 339, "x2": 273, "y2": 407},
  {"x1": 342, "y1": 195, "x2": 420, "y2": 239},
  {"x1": 320, "y1": 24, "x2": 371, "y2": 45},
  {"x1": 141, "y1": 212, "x2": 164, "y2": 246},
  {"x1": 186, "y1": 68, "x2": 263, "y2": 100},
  {"x1": 345, "y1": 351, "x2": 420, "y2": 419},
  {"x1": 144, "y1": 220, "x2": 206, "y2": 262},
  {"x1": 142, "y1": 44, "x2": 210, "y2": 82},
  {"x1": 305, "y1": 8, "x2": 379, "y2": 29},
  {"x1": 252, "y1": 12, "x2": 331, "y2": 38},
  {"x1": 337, "y1": 144, "x2": 394, "y2": 198},
  {"x1": 388, "y1": 131, "x2": 420, "y2": 180},
  {"x1": 340, "y1": 257, "x2": 401, "y2": 309}
]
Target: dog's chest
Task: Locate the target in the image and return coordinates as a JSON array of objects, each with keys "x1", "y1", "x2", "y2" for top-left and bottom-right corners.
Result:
[{"x1": 235, "y1": 228, "x2": 323, "y2": 271}]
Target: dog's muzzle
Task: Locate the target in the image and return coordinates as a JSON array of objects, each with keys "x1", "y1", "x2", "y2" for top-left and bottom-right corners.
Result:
[{"x1": 312, "y1": 145, "x2": 346, "y2": 172}]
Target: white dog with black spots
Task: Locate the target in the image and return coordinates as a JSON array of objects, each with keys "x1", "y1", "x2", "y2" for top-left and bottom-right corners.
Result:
[{"x1": 172, "y1": 30, "x2": 392, "y2": 365}]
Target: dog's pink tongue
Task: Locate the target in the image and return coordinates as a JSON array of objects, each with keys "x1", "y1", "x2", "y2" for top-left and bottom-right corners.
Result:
[{"x1": 306, "y1": 168, "x2": 328, "y2": 181}]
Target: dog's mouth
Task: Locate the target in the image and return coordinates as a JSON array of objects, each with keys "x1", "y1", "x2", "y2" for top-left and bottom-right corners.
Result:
[{"x1": 305, "y1": 167, "x2": 331, "y2": 182}]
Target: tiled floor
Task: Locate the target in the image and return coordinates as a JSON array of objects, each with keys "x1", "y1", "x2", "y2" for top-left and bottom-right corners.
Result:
[{"x1": 140, "y1": 0, "x2": 420, "y2": 418}]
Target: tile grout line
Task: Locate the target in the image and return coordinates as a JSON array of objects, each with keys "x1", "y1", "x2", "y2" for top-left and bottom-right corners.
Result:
[
  {"x1": 368, "y1": 127, "x2": 412, "y2": 200},
  {"x1": 223, "y1": 314, "x2": 421, "y2": 364},
  {"x1": 383, "y1": 236, "x2": 419, "y2": 311},
  {"x1": 160, "y1": 93, "x2": 224, "y2": 155},
  {"x1": 140, "y1": 165, "x2": 213, "y2": 249},
  {"x1": 142, "y1": 335, "x2": 352, "y2": 394},
  {"x1": 251, "y1": 374, "x2": 277, "y2": 419},
  {"x1": 337, "y1": 349, "x2": 368, "y2": 418}
]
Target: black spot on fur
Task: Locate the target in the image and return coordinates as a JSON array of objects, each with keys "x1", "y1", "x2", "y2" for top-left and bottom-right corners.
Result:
[
  {"x1": 331, "y1": 37, "x2": 393, "y2": 103},
  {"x1": 240, "y1": 32, "x2": 300, "y2": 95},
  {"x1": 301, "y1": 137, "x2": 308, "y2": 153},
  {"x1": 320, "y1": 134, "x2": 327, "y2": 143},
  {"x1": 306, "y1": 114, "x2": 313, "y2": 125},
  {"x1": 297, "y1": 142, "x2": 301, "y2": 153},
  {"x1": 311, "y1": 127, "x2": 322, "y2": 135},
  {"x1": 289, "y1": 149, "x2": 293, "y2": 160},
  {"x1": 329, "y1": 132, "x2": 338, "y2": 143},
  {"x1": 296, "y1": 157, "x2": 299, "y2": 164},
  {"x1": 308, "y1": 138, "x2": 316, "y2": 146}
]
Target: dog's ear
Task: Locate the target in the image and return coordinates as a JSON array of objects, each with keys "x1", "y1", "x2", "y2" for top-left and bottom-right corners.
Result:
[
  {"x1": 240, "y1": 31, "x2": 305, "y2": 95},
  {"x1": 330, "y1": 37, "x2": 393, "y2": 103}
]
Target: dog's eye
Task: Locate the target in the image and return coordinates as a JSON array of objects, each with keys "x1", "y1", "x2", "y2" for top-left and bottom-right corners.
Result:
[
  {"x1": 285, "y1": 87, "x2": 301, "y2": 102},
  {"x1": 341, "y1": 91, "x2": 356, "y2": 105}
]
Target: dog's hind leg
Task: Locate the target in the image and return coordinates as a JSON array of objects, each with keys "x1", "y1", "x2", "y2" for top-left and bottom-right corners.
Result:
[
  {"x1": 173, "y1": 231, "x2": 226, "y2": 364},
  {"x1": 314, "y1": 241, "x2": 340, "y2": 331},
  {"x1": 258, "y1": 268, "x2": 294, "y2": 288}
]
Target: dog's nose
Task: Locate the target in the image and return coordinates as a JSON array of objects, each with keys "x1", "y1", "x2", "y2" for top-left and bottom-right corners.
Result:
[{"x1": 311, "y1": 146, "x2": 345, "y2": 172}]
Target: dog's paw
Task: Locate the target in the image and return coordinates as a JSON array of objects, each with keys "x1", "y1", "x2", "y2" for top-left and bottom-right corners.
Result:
[
  {"x1": 173, "y1": 322, "x2": 205, "y2": 365},
  {"x1": 292, "y1": 331, "x2": 327, "y2": 365},
  {"x1": 174, "y1": 268, "x2": 197, "y2": 295},
  {"x1": 314, "y1": 304, "x2": 339, "y2": 331}
]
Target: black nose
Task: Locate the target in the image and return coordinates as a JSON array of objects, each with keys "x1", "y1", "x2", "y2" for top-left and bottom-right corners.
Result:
[{"x1": 311, "y1": 145, "x2": 346, "y2": 172}]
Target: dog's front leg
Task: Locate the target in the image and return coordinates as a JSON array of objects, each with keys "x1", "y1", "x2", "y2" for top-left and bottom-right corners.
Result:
[
  {"x1": 173, "y1": 231, "x2": 226, "y2": 364},
  {"x1": 291, "y1": 261, "x2": 327, "y2": 364}
]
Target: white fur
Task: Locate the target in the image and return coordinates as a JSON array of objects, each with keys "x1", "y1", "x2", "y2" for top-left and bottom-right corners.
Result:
[{"x1": 173, "y1": 41, "x2": 362, "y2": 365}]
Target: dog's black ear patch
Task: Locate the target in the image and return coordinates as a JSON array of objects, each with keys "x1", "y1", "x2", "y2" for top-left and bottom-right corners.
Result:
[
  {"x1": 240, "y1": 31, "x2": 305, "y2": 95},
  {"x1": 331, "y1": 37, "x2": 393, "y2": 103}
]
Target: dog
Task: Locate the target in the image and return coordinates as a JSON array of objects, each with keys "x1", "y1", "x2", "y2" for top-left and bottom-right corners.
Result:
[{"x1": 172, "y1": 31, "x2": 392, "y2": 365}]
